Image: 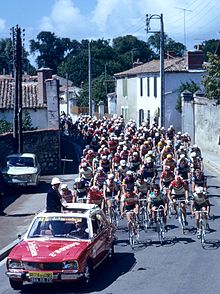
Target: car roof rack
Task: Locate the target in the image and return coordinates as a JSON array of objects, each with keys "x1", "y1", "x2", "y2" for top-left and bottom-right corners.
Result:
[{"x1": 62, "y1": 203, "x2": 99, "y2": 214}]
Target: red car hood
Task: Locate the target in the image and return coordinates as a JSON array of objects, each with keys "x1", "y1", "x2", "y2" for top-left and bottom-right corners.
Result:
[{"x1": 9, "y1": 239, "x2": 90, "y2": 262}]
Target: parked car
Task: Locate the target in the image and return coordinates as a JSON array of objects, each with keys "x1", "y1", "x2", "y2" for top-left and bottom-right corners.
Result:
[
  {"x1": 2, "y1": 153, "x2": 41, "y2": 186},
  {"x1": 5, "y1": 203, "x2": 116, "y2": 290}
]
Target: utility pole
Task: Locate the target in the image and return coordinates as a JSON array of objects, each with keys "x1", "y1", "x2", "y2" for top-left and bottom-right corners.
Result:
[
  {"x1": 146, "y1": 14, "x2": 165, "y2": 127},
  {"x1": 66, "y1": 73, "x2": 69, "y2": 115},
  {"x1": 88, "y1": 41, "x2": 92, "y2": 117},
  {"x1": 11, "y1": 25, "x2": 24, "y2": 153}
]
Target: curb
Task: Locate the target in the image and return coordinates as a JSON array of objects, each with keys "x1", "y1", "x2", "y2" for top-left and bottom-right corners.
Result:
[
  {"x1": 204, "y1": 159, "x2": 220, "y2": 178},
  {"x1": 0, "y1": 238, "x2": 23, "y2": 261}
]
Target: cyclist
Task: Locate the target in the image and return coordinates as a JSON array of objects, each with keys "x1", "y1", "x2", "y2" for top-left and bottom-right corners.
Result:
[
  {"x1": 162, "y1": 154, "x2": 176, "y2": 172},
  {"x1": 122, "y1": 170, "x2": 136, "y2": 193},
  {"x1": 117, "y1": 160, "x2": 129, "y2": 181},
  {"x1": 60, "y1": 184, "x2": 75, "y2": 203},
  {"x1": 159, "y1": 165, "x2": 175, "y2": 198},
  {"x1": 147, "y1": 184, "x2": 167, "y2": 227},
  {"x1": 128, "y1": 151, "x2": 142, "y2": 172},
  {"x1": 79, "y1": 162, "x2": 93, "y2": 184},
  {"x1": 168, "y1": 176, "x2": 189, "y2": 225},
  {"x1": 87, "y1": 185, "x2": 103, "y2": 207},
  {"x1": 191, "y1": 186, "x2": 210, "y2": 235},
  {"x1": 134, "y1": 175, "x2": 150, "y2": 199},
  {"x1": 120, "y1": 189, "x2": 139, "y2": 229},
  {"x1": 73, "y1": 178, "x2": 89, "y2": 203},
  {"x1": 93, "y1": 167, "x2": 107, "y2": 190},
  {"x1": 190, "y1": 152, "x2": 204, "y2": 174},
  {"x1": 175, "y1": 154, "x2": 191, "y2": 181},
  {"x1": 103, "y1": 173, "x2": 121, "y2": 214},
  {"x1": 139, "y1": 157, "x2": 158, "y2": 184},
  {"x1": 191, "y1": 168, "x2": 208, "y2": 193}
]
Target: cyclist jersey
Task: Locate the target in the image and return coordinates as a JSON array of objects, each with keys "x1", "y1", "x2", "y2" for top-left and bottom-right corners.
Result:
[
  {"x1": 160, "y1": 171, "x2": 175, "y2": 184},
  {"x1": 108, "y1": 140, "x2": 118, "y2": 153},
  {"x1": 87, "y1": 190, "x2": 103, "y2": 204},
  {"x1": 129, "y1": 157, "x2": 141, "y2": 171},
  {"x1": 61, "y1": 190, "x2": 73, "y2": 203},
  {"x1": 117, "y1": 166, "x2": 129, "y2": 179},
  {"x1": 100, "y1": 159, "x2": 111, "y2": 173},
  {"x1": 192, "y1": 193, "x2": 208, "y2": 205},
  {"x1": 121, "y1": 192, "x2": 138, "y2": 206},
  {"x1": 163, "y1": 158, "x2": 176, "y2": 170},
  {"x1": 79, "y1": 167, "x2": 93, "y2": 180},
  {"x1": 190, "y1": 158, "x2": 202, "y2": 170},
  {"x1": 148, "y1": 192, "x2": 165, "y2": 207},
  {"x1": 94, "y1": 173, "x2": 107, "y2": 187},
  {"x1": 104, "y1": 179, "x2": 120, "y2": 195},
  {"x1": 169, "y1": 181, "x2": 186, "y2": 196},
  {"x1": 135, "y1": 181, "x2": 148, "y2": 194},
  {"x1": 122, "y1": 176, "x2": 135, "y2": 192},
  {"x1": 120, "y1": 150, "x2": 129, "y2": 160},
  {"x1": 191, "y1": 174, "x2": 206, "y2": 187},
  {"x1": 176, "y1": 160, "x2": 190, "y2": 174}
]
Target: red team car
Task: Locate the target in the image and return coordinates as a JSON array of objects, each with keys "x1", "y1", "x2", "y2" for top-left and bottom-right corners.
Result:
[{"x1": 5, "y1": 203, "x2": 115, "y2": 290}]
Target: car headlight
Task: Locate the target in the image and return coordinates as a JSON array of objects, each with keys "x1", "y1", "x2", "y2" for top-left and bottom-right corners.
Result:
[
  {"x1": 62, "y1": 260, "x2": 78, "y2": 271},
  {"x1": 7, "y1": 259, "x2": 24, "y2": 269}
]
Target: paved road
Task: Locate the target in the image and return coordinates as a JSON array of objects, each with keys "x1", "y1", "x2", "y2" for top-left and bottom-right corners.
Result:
[{"x1": 0, "y1": 168, "x2": 220, "y2": 294}]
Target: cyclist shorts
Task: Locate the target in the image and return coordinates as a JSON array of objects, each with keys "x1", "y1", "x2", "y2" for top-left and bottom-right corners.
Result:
[
  {"x1": 194, "y1": 202, "x2": 208, "y2": 211},
  {"x1": 125, "y1": 204, "x2": 135, "y2": 211}
]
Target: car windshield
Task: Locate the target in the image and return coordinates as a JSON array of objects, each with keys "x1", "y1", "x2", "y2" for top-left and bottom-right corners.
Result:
[
  {"x1": 28, "y1": 216, "x2": 89, "y2": 240},
  {"x1": 6, "y1": 156, "x2": 34, "y2": 167}
]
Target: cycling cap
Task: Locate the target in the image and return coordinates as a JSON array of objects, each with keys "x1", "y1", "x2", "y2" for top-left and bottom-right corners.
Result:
[
  {"x1": 108, "y1": 174, "x2": 114, "y2": 179},
  {"x1": 195, "y1": 186, "x2": 204, "y2": 194},
  {"x1": 191, "y1": 152, "x2": 197, "y2": 158},
  {"x1": 120, "y1": 160, "x2": 126, "y2": 166},
  {"x1": 61, "y1": 184, "x2": 68, "y2": 190}
]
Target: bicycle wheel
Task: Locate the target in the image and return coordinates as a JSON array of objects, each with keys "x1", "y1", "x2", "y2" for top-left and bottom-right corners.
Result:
[
  {"x1": 142, "y1": 208, "x2": 149, "y2": 232},
  {"x1": 128, "y1": 222, "x2": 135, "y2": 249},
  {"x1": 201, "y1": 223, "x2": 206, "y2": 244},
  {"x1": 157, "y1": 220, "x2": 163, "y2": 245},
  {"x1": 178, "y1": 208, "x2": 185, "y2": 234}
]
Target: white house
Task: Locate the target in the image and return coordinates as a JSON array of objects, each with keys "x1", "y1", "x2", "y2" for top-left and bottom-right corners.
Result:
[{"x1": 114, "y1": 51, "x2": 206, "y2": 130}]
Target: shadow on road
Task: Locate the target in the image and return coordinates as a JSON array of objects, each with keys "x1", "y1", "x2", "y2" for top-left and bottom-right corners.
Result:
[
  {"x1": 20, "y1": 252, "x2": 136, "y2": 293},
  {"x1": 202, "y1": 239, "x2": 220, "y2": 250}
]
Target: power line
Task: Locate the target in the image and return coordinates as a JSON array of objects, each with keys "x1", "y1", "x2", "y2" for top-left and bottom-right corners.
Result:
[{"x1": 175, "y1": 7, "x2": 192, "y2": 50}]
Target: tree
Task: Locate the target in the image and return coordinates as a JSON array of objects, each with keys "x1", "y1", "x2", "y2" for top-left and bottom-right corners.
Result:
[
  {"x1": 196, "y1": 39, "x2": 220, "y2": 61},
  {"x1": 175, "y1": 80, "x2": 200, "y2": 113},
  {"x1": 148, "y1": 32, "x2": 185, "y2": 57},
  {"x1": 202, "y1": 53, "x2": 220, "y2": 103},
  {"x1": 0, "y1": 119, "x2": 12, "y2": 134},
  {"x1": 22, "y1": 110, "x2": 36, "y2": 130},
  {"x1": 0, "y1": 38, "x2": 35, "y2": 75},
  {"x1": 30, "y1": 31, "x2": 79, "y2": 73}
]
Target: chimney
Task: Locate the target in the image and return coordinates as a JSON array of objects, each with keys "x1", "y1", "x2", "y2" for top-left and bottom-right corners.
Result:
[
  {"x1": 37, "y1": 68, "x2": 52, "y2": 104},
  {"x1": 133, "y1": 59, "x2": 143, "y2": 68},
  {"x1": 186, "y1": 51, "x2": 204, "y2": 70},
  {"x1": 166, "y1": 51, "x2": 176, "y2": 59}
]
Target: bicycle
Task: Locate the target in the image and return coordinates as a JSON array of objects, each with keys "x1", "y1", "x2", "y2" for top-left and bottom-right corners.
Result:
[
  {"x1": 154, "y1": 205, "x2": 166, "y2": 245},
  {"x1": 109, "y1": 197, "x2": 120, "y2": 227},
  {"x1": 123, "y1": 210, "x2": 139, "y2": 249},
  {"x1": 138, "y1": 198, "x2": 149, "y2": 232},
  {"x1": 175, "y1": 199, "x2": 189, "y2": 234},
  {"x1": 196, "y1": 210, "x2": 209, "y2": 245}
]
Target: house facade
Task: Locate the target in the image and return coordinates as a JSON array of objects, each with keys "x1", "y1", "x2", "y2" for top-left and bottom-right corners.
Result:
[
  {"x1": 114, "y1": 51, "x2": 206, "y2": 130},
  {"x1": 0, "y1": 68, "x2": 65, "y2": 130}
]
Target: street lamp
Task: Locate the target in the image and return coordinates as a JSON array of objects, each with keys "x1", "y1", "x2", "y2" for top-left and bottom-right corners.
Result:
[{"x1": 146, "y1": 14, "x2": 165, "y2": 127}]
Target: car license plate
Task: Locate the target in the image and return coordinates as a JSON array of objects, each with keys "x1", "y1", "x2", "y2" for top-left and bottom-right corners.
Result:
[{"x1": 29, "y1": 272, "x2": 53, "y2": 283}]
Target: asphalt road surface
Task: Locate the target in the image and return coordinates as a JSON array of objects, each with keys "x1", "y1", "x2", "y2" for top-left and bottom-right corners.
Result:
[{"x1": 0, "y1": 168, "x2": 220, "y2": 294}]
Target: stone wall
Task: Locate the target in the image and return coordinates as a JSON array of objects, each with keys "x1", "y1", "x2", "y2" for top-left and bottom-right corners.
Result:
[
  {"x1": 0, "y1": 129, "x2": 60, "y2": 175},
  {"x1": 182, "y1": 94, "x2": 220, "y2": 156}
]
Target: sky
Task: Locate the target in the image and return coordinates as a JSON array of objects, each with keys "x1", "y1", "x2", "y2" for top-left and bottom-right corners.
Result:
[{"x1": 0, "y1": 0, "x2": 219, "y2": 61}]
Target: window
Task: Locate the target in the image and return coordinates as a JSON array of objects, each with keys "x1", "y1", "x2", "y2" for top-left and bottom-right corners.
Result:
[
  {"x1": 123, "y1": 79, "x2": 127, "y2": 97},
  {"x1": 140, "y1": 78, "x2": 143, "y2": 97},
  {"x1": 121, "y1": 106, "x2": 128, "y2": 121},
  {"x1": 147, "y1": 77, "x2": 150, "y2": 97},
  {"x1": 154, "y1": 77, "x2": 157, "y2": 97},
  {"x1": 139, "y1": 109, "x2": 144, "y2": 126}
]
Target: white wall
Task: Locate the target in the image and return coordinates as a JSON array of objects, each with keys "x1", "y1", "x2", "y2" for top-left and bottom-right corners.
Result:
[{"x1": 0, "y1": 109, "x2": 47, "y2": 129}]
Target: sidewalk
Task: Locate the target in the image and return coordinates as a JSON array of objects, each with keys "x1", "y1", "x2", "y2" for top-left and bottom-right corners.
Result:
[
  {"x1": 203, "y1": 151, "x2": 220, "y2": 177},
  {"x1": 0, "y1": 174, "x2": 77, "y2": 260}
]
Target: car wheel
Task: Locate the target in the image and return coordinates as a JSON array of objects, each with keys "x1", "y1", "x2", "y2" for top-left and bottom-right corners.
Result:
[
  {"x1": 108, "y1": 242, "x2": 115, "y2": 259},
  {"x1": 83, "y1": 262, "x2": 93, "y2": 286},
  {"x1": 9, "y1": 279, "x2": 23, "y2": 290}
]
